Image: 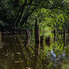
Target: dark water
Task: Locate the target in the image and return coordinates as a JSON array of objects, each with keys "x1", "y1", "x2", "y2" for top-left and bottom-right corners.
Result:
[{"x1": 0, "y1": 33, "x2": 69, "y2": 69}]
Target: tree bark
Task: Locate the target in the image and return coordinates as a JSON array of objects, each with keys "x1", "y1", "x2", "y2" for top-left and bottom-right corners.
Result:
[
  {"x1": 34, "y1": 19, "x2": 40, "y2": 68},
  {"x1": 35, "y1": 19, "x2": 40, "y2": 44}
]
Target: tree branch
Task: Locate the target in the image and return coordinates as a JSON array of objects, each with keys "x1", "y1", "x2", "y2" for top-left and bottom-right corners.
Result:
[
  {"x1": 24, "y1": 3, "x2": 69, "y2": 14},
  {"x1": 15, "y1": 0, "x2": 27, "y2": 26},
  {"x1": 20, "y1": 7, "x2": 37, "y2": 25}
]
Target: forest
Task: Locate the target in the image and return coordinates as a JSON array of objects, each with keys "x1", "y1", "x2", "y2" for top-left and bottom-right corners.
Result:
[{"x1": 0, "y1": 0, "x2": 69, "y2": 69}]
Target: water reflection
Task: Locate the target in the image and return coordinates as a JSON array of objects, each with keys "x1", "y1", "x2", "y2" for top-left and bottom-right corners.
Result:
[
  {"x1": 51, "y1": 50, "x2": 65, "y2": 67},
  {"x1": 0, "y1": 31, "x2": 1, "y2": 48},
  {"x1": 0, "y1": 34, "x2": 69, "y2": 69}
]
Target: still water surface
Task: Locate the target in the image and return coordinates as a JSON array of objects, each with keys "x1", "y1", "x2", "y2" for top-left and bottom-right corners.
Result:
[{"x1": 0, "y1": 33, "x2": 69, "y2": 69}]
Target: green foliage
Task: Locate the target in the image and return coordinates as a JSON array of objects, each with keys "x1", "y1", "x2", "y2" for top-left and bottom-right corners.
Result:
[
  {"x1": 0, "y1": 0, "x2": 69, "y2": 31},
  {"x1": 0, "y1": 0, "x2": 69, "y2": 61}
]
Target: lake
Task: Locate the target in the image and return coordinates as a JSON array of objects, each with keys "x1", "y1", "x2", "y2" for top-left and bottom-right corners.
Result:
[{"x1": 0, "y1": 32, "x2": 69, "y2": 69}]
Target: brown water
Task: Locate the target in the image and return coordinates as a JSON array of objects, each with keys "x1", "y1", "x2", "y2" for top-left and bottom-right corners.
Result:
[{"x1": 0, "y1": 33, "x2": 69, "y2": 69}]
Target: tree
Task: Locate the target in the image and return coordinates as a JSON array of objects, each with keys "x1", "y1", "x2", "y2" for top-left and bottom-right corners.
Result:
[{"x1": 0, "y1": 0, "x2": 69, "y2": 32}]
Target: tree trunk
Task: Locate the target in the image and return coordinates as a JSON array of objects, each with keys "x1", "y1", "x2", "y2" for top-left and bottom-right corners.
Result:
[
  {"x1": 63, "y1": 26, "x2": 65, "y2": 48},
  {"x1": 34, "y1": 19, "x2": 40, "y2": 68},
  {"x1": 68, "y1": 29, "x2": 69, "y2": 35},
  {"x1": 54, "y1": 29, "x2": 56, "y2": 41},
  {"x1": 45, "y1": 36, "x2": 50, "y2": 46},
  {"x1": 40, "y1": 35, "x2": 44, "y2": 49},
  {"x1": 35, "y1": 19, "x2": 40, "y2": 44}
]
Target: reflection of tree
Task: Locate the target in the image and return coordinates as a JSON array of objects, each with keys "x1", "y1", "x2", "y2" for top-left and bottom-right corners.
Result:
[
  {"x1": 0, "y1": 34, "x2": 31, "y2": 69},
  {"x1": 0, "y1": 33, "x2": 68, "y2": 69},
  {"x1": 0, "y1": 65, "x2": 4, "y2": 69},
  {"x1": 0, "y1": 31, "x2": 1, "y2": 46},
  {"x1": 33, "y1": 43, "x2": 40, "y2": 68},
  {"x1": 33, "y1": 19, "x2": 40, "y2": 68}
]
